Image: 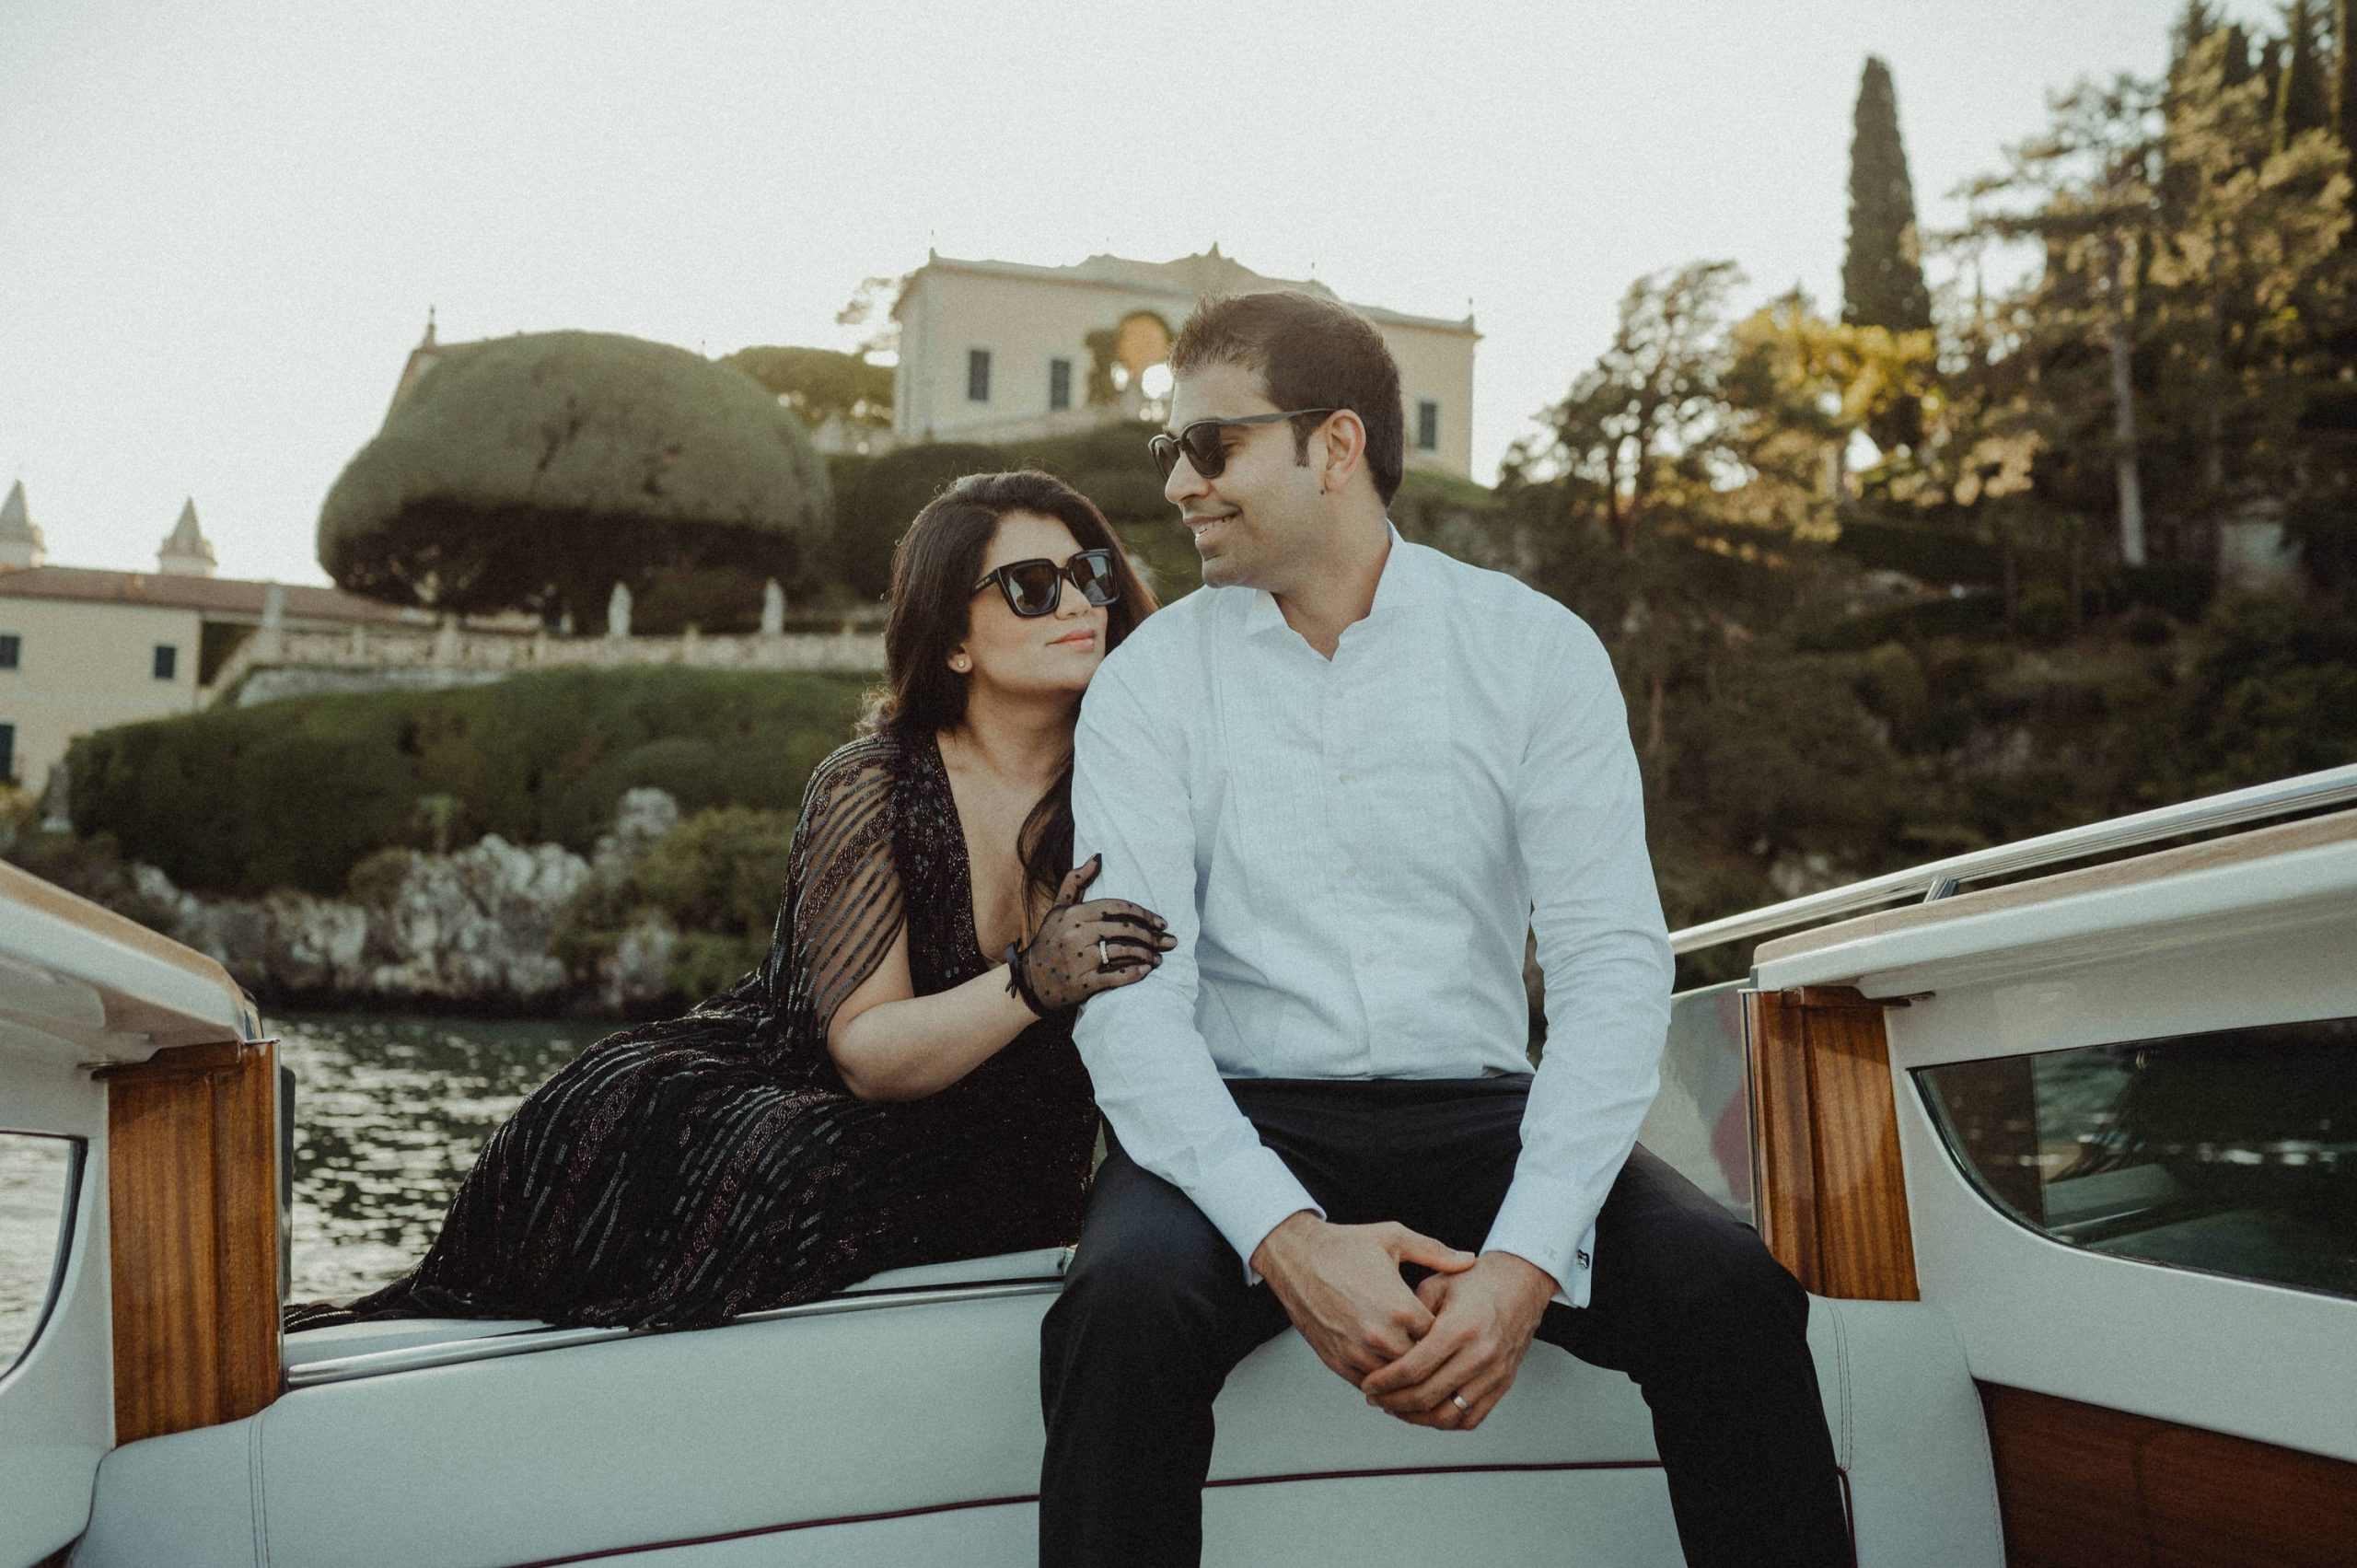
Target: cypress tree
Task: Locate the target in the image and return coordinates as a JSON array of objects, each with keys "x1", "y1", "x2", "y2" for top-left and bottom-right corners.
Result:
[
  {"x1": 2277, "y1": 0, "x2": 2333, "y2": 151},
  {"x1": 2222, "y1": 24, "x2": 2255, "y2": 88},
  {"x1": 2336, "y1": 0, "x2": 2357, "y2": 149},
  {"x1": 1840, "y1": 56, "x2": 1934, "y2": 333},
  {"x1": 2174, "y1": 0, "x2": 2222, "y2": 65}
]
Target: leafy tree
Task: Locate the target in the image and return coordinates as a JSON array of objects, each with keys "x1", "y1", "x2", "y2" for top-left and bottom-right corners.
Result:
[
  {"x1": 319, "y1": 331, "x2": 830, "y2": 627},
  {"x1": 1960, "y1": 76, "x2": 2166, "y2": 566},
  {"x1": 1841, "y1": 58, "x2": 1935, "y2": 336},
  {"x1": 1517, "y1": 261, "x2": 1742, "y2": 553},
  {"x1": 717, "y1": 345, "x2": 893, "y2": 434}
]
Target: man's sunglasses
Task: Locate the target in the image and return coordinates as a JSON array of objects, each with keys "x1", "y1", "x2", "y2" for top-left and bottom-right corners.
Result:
[
  {"x1": 1148, "y1": 409, "x2": 1340, "y2": 482},
  {"x1": 971, "y1": 548, "x2": 1121, "y2": 619}
]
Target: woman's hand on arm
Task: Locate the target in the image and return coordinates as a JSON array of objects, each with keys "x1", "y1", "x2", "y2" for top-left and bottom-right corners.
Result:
[{"x1": 1009, "y1": 855, "x2": 1172, "y2": 1013}]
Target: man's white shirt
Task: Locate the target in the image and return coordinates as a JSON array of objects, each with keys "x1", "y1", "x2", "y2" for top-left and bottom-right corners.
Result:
[{"x1": 1071, "y1": 529, "x2": 1673, "y2": 1307}]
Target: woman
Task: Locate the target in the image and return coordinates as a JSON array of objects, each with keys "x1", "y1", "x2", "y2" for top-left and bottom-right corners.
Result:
[{"x1": 287, "y1": 470, "x2": 1167, "y2": 1331}]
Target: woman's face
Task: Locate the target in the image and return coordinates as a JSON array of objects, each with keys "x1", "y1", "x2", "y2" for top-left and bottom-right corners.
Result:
[{"x1": 955, "y1": 510, "x2": 1111, "y2": 700}]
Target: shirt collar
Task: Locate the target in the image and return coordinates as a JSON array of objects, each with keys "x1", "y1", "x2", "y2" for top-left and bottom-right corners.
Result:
[{"x1": 1241, "y1": 522, "x2": 1432, "y2": 642}]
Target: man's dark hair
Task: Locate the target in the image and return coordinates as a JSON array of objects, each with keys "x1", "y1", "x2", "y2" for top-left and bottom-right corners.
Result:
[{"x1": 1169, "y1": 291, "x2": 1406, "y2": 505}]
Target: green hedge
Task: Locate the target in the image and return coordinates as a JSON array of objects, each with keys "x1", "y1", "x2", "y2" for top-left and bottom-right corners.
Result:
[
  {"x1": 835, "y1": 424, "x2": 1504, "y2": 609},
  {"x1": 66, "y1": 668, "x2": 871, "y2": 897},
  {"x1": 1828, "y1": 515, "x2": 2004, "y2": 587}
]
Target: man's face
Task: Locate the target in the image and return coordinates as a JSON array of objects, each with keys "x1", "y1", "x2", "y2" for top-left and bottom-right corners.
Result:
[{"x1": 1161, "y1": 361, "x2": 1326, "y2": 593}]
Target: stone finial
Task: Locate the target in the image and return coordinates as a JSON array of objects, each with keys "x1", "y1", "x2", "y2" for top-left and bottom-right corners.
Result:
[
  {"x1": 0, "y1": 479, "x2": 44, "y2": 569},
  {"x1": 157, "y1": 497, "x2": 218, "y2": 577},
  {"x1": 607, "y1": 581, "x2": 633, "y2": 638},
  {"x1": 761, "y1": 579, "x2": 786, "y2": 636}
]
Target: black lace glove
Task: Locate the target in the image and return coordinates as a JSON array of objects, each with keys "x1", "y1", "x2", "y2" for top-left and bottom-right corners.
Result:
[{"x1": 1004, "y1": 854, "x2": 1176, "y2": 1016}]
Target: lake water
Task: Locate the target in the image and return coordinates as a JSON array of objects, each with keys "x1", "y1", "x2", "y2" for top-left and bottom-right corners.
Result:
[{"x1": 273, "y1": 1011, "x2": 611, "y2": 1301}]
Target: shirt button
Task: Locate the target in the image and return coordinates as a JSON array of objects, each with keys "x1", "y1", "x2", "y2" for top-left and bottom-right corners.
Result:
[
  {"x1": 1336, "y1": 771, "x2": 1351, "y2": 784},
  {"x1": 1330, "y1": 683, "x2": 1344, "y2": 699},
  {"x1": 1361, "y1": 950, "x2": 1378, "y2": 965},
  {"x1": 1344, "y1": 864, "x2": 1359, "y2": 877}
]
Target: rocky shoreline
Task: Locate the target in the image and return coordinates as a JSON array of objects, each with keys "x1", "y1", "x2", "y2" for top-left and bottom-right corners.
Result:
[{"x1": 121, "y1": 789, "x2": 691, "y2": 1018}]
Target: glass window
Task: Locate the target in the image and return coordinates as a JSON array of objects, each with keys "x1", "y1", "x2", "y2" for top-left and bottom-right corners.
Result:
[
  {"x1": 1919, "y1": 1016, "x2": 2357, "y2": 1299},
  {"x1": 153, "y1": 644, "x2": 178, "y2": 681},
  {"x1": 0, "y1": 722, "x2": 13, "y2": 784},
  {"x1": 967, "y1": 348, "x2": 992, "y2": 403},
  {"x1": 1637, "y1": 980, "x2": 1754, "y2": 1225},
  {"x1": 1049, "y1": 357, "x2": 1073, "y2": 412},
  {"x1": 1417, "y1": 400, "x2": 1440, "y2": 451},
  {"x1": 0, "y1": 1132, "x2": 83, "y2": 1376},
  {"x1": 0, "y1": 633, "x2": 18, "y2": 669}
]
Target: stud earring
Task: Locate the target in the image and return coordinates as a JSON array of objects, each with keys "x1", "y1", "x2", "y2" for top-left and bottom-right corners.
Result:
[{"x1": 951, "y1": 654, "x2": 970, "y2": 672}]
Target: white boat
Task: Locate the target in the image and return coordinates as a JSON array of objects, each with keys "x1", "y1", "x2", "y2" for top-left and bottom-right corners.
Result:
[{"x1": 4, "y1": 766, "x2": 2353, "y2": 1566}]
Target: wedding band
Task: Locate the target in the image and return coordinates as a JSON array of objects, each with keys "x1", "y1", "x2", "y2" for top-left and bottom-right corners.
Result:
[{"x1": 1450, "y1": 1394, "x2": 1471, "y2": 1415}]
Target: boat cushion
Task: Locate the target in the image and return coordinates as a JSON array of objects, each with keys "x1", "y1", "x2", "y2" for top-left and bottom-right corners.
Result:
[
  {"x1": 78, "y1": 1272, "x2": 2003, "y2": 1568},
  {"x1": 277, "y1": 1246, "x2": 1074, "y2": 1371}
]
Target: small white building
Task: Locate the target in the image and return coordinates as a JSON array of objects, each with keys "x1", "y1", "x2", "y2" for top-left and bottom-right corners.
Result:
[
  {"x1": 889, "y1": 247, "x2": 1479, "y2": 480},
  {"x1": 0, "y1": 490, "x2": 415, "y2": 796}
]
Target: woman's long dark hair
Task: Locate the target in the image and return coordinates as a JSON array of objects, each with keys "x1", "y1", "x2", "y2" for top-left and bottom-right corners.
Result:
[{"x1": 868, "y1": 470, "x2": 1159, "y2": 914}]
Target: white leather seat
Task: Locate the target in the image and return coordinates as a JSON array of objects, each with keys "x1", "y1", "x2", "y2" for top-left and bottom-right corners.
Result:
[
  {"x1": 277, "y1": 1247, "x2": 1074, "y2": 1373},
  {"x1": 80, "y1": 1271, "x2": 2003, "y2": 1568}
]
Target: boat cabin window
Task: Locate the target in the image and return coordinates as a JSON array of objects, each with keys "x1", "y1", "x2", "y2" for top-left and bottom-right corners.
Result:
[
  {"x1": 0, "y1": 1132, "x2": 82, "y2": 1376},
  {"x1": 1917, "y1": 1016, "x2": 2357, "y2": 1300}
]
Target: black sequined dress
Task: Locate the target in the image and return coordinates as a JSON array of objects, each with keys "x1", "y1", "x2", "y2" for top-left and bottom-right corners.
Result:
[{"x1": 285, "y1": 727, "x2": 1097, "y2": 1332}]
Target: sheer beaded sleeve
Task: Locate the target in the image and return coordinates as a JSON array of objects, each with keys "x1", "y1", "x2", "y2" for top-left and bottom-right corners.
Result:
[{"x1": 759, "y1": 733, "x2": 907, "y2": 1045}]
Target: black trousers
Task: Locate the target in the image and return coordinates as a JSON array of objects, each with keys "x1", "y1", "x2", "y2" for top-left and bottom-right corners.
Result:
[{"x1": 1038, "y1": 1077, "x2": 1851, "y2": 1568}]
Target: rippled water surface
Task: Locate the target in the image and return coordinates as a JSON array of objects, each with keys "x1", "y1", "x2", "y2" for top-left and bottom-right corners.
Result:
[
  {"x1": 276, "y1": 1011, "x2": 609, "y2": 1301},
  {"x1": 0, "y1": 1135, "x2": 76, "y2": 1369}
]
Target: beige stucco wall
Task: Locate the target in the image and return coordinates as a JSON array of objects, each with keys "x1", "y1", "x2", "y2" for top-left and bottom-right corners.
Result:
[
  {"x1": 894, "y1": 266, "x2": 1477, "y2": 479},
  {"x1": 0, "y1": 598, "x2": 204, "y2": 793}
]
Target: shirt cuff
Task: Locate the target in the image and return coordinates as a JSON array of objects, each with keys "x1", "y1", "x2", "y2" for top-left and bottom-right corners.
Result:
[
  {"x1": 1191, "y1": 1144, "x2": 1326, "y2": 1287},
  {"x1": 1481, "y1": 1172, "x2": 1597, "y2": 1310}
]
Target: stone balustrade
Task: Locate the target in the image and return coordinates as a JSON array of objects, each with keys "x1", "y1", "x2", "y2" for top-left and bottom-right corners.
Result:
[{"x1": 207, "y1": 621, "x2": 887, "y2": 703}]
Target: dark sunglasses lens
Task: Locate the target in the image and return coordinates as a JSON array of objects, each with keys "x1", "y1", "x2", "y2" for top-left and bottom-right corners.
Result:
[
  {"x1": 1005, "y1": 562, "x2": 1061, "y2": 616},
  {"x1": 1073, "y1": 550, "x2": 1119, "y2": 606},
  {"x1": 1148, "y1": 435, "x2": 1179, "y2": 481},
  {"x1": 1181, "y1": 424, "x2": 1226, "y2": 480}
]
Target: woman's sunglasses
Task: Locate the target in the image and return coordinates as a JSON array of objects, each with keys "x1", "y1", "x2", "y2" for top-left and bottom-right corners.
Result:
[
  {"x1": 1148, "y1": 409, "x2": 1340, "y2": 482},
  {"x1": 971, "y1": 548, "x2": 1121, "y2": 619}
]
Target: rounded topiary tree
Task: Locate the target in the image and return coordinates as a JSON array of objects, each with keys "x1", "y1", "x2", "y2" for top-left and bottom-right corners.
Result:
[{"x1": 319, "y1": 331, "x2": 830, "y2": 627}]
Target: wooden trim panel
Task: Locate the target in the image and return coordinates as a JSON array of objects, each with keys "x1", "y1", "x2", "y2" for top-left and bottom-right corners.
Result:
[
  {"x1": 1745, "y1": 986, "x2": 1918, "y2": 1301},
  {"x1": 107, "y1": 1038, "x2": 281, "y2": 1444},
  {"x1": 1980, "y1": 1383, "x2": 2357, "y2": 1567}
]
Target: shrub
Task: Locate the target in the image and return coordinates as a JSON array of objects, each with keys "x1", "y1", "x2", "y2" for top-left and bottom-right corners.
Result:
[
  {"x1": 836, "y1": 443, "x2": 1002, "y2": 601},
  {"x1": 554, "y1": 806, "x2": 795, "y2": 1006},
  {"x1": 65, "y1": 667, "x2": 869, "y2": 896},
  {"x1": 1829, "y1": 514, "x2": 2004, "y2": 587}
]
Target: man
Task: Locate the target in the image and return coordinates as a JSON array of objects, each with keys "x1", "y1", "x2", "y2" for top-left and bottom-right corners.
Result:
[{"x1": 1041, "y1": 289, "x2": 1848, "y2": 1568}]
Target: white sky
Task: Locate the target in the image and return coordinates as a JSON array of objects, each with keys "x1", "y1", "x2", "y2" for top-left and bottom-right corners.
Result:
[{"x1": 1, "y1": 0, "x2": 2237, "y2": 587}]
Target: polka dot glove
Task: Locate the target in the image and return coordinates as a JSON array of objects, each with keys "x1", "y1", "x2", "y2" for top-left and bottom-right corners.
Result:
[{"x1": 1005, "y1": 854, "x2": 1175, "y2": 1016}]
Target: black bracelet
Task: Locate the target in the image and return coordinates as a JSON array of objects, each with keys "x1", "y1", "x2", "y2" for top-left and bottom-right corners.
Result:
[{"x1": 1004, "y1": 940, "x2": 1052, "y2": 1018}]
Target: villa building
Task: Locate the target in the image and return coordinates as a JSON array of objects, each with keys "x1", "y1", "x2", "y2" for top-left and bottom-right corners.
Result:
[
  {"x1": 888, "y1": 247, "x2": 1479, "y2": 479},
  {"x1": 0, "y1": 485, "x2": 414, "y2": 796}
]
